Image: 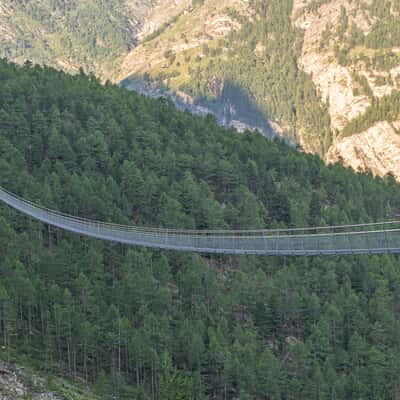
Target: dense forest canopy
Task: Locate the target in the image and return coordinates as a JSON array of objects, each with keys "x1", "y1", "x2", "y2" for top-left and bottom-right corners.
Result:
[{"x1": 1, "y1": 60, "x2": 400, "y2": 399}]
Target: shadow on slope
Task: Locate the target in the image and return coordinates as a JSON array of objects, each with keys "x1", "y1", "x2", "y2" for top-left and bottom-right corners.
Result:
[{"x1": 120, "y1": 76, "x2": 290, "y2": 143}]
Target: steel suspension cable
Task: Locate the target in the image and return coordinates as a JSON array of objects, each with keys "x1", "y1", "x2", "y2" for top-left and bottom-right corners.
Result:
[{"x1": 1, "y1": 185, "x2": 400, "y2": 255}]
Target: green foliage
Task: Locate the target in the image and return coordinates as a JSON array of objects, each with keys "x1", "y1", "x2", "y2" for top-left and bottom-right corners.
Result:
[
  {"x1": 332, "y1": 0, "x2": 400, "y2": 64},
  {"x1": 2, "y1": 0, "x2": 400, "y2": 155},
  {"x1": 343, "y1": 90, "x2": 400, "y2": 136},
  {"x1": 306, "y1": 0, "x2": 331, "y2": 14},
  {"x1": 181, "y1": 0, "x2": 333, "y2": 155},
  {"x1": 1, "y1": 60, "x2": 400, "y2": 400},
  {"x1": 365, "y1": 16, "x2": 400, "y2": 49},
  {"x1": 363, "y1": 0, "x2": 400, "y2": 49},
  {"x1": 353, "y1": 73, "x2": 374, "y2": 98},
  {"x1": 142, "y1": 13, "x2": 183, "y2": 44},
  {"x1": 0, "y1": 0, "x2": 139, "y2": 76}
]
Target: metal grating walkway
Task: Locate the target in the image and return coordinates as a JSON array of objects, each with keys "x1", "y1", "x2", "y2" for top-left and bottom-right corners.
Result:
[{"x1": 1, "y1": 186, "x2": 399, "y2": 256}]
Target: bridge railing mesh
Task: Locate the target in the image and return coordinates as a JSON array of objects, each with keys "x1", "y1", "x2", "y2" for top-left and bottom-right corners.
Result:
[{"x1": 1, "y1": 186, "x2": 400, "y2": 255}]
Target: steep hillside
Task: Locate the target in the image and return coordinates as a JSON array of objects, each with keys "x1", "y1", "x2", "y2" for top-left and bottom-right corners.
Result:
[
  {"x1": 2, "y1": 0, "x2": 400, "y2": 179},
  {"x1": 121, "y1": 0, "x2": 400, "y2": 178},
  {"x1": 120, "y1": 0, "x2": 335, "y2": 154},
  {"x1": 119, "y1": 0, "x2": 249, "y2": 77},
  {"x1": 2, "y1": 60, "x2": 400, "y2": 399},
  {"x1": 292, "y1": 0, "x2": 400, "y2": 179},
  {"x1": 118, "y1": 0, "x2": 278, "y2": 136},
  {"x1": 0, "y1": 0, "x2": 159, "y2": 79}
]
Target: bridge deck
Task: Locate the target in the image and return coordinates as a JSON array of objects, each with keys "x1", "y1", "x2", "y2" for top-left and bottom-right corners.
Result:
[{"x1": 1, "y1": 186, "x2": 399, "y2": 256}]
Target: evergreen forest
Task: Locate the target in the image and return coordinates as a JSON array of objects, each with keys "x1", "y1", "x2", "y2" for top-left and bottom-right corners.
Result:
[{"x1": 1, "y1": 60, "x2": 400, "y2": 399}]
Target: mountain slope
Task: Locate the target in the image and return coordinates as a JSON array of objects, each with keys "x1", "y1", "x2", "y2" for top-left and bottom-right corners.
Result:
[
  {"x1": 292, "y1": 0, "x2": 400, "y2": 179},
  {"x1": 0, "y1": 0, "x2": 158, "y2": 78},
  {"x1": 120, "y1": 0, "x2": 400, "y2": 178},
  {"x1": 118, "y1": 0, "x2": 278, "y2": 137},
  {"x1": 2, "y1": 0, "x2": 400, "y2": 179},
  {"x1": 119, "y1": 0, "x2": 336, "y2": 154},
  {"x1": 2, "y1": 59, "x2": 400, "y2": 400}
]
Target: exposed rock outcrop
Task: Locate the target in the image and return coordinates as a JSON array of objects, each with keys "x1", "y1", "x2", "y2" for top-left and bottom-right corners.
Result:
[
  {"x1": 0, "y1": 361, "x2": 61, "y2": 400},
  {"x1": 326, "y1": 121, "x2": 400, "y2": 180},
  {"x1": 293, "y1": 0, "x2": 400, "y2": 180},
  {"x1": 0, "y1": 359, "x2": 97, "y2": 400},
  {"x1": 137, "y1": 0, "x2": 193, "y2": 41},
  {"x1": 292, "y1": 0, "x2": 375, "y2": 131}
]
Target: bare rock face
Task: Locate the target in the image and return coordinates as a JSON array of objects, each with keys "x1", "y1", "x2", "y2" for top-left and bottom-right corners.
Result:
[
  {"x1": 300, "y1": 53, "x2": 371, "y2": 132},
  {"x1": 292, "y1": 0, "x2": 400, "y2": 180},
  {"x1": 0, "y1": 362, "x2": 64, "y2": 400},
  {"x1": 0, "y1": 359, "x2": 97, "y2": 399},
  {"x1": 123, "y1": 78, "x2": 281, "y2": 138},
  {"x1": 292, "y1": 0, "x2": 375, "y2": 131},
  {"x1": 0, "y1": 366, "x2": 26, "y2": 399},
  {"x1": 326, "y1": 122, "x2": 400, "y2": 180},
  {"x1": 123, "y1": 0, "x2": 167, "y2": 44}
]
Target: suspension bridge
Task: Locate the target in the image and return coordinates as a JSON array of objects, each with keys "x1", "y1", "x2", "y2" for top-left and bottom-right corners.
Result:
[{"x1": 0, "y1": 185, "x2": 400, "y2": 256}]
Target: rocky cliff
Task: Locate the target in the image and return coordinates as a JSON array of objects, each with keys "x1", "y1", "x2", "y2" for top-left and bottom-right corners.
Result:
[
  {"x1": 292, "y1": 0, "x2": 400, "y2": 180},
  {"x1": 118, "y1": 0, "x2": 283, "y2": 138},
  {"x1": 326, "y1": 121, "x2": 400, "y2": 180}
]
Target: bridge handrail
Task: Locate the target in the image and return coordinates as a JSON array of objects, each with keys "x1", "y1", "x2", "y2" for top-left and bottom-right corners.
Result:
[
  {"x1": 1, "y1": 185, "x2": 400, "y2": 256},
  {"x1": 1, "y1": 185, "x2": 399, "y2": 237}
]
